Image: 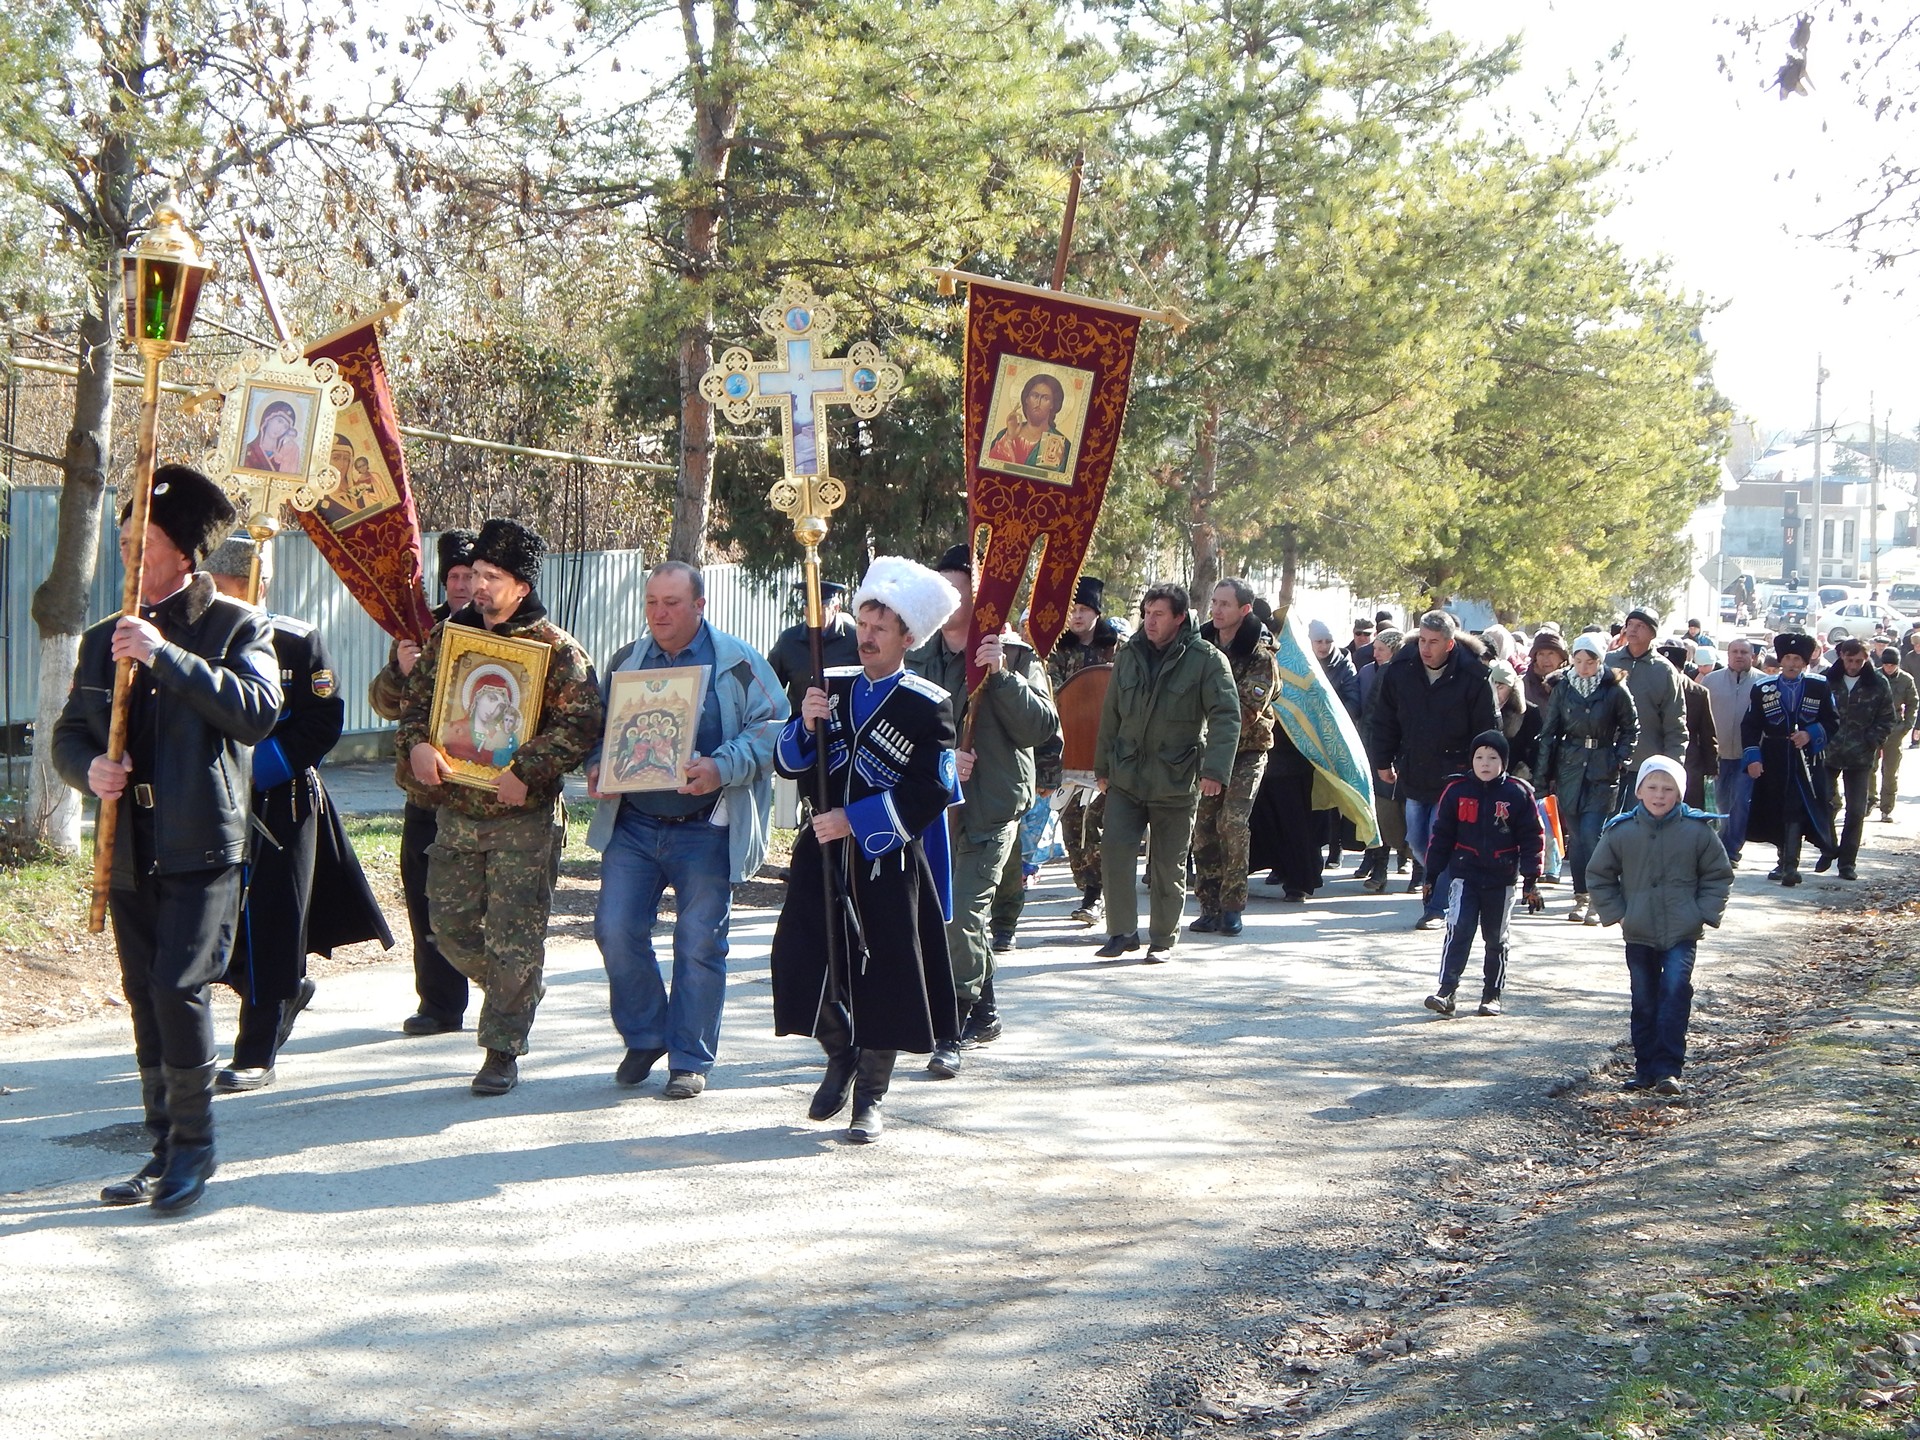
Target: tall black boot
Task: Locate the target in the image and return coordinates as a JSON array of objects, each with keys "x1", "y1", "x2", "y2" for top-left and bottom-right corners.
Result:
[
  {"x1": 808, "y1": 1005, "x2": 859, "y2": 1122},
  {"x1": 1780, "y1": 821, "x2": 1804, "y2": 886},
  {"x1": 152, "y1": 1061, "x2": 218, "y2": 1213},
  {"x1": 101, "y1": 1066, "x2": 168, "y2": 1206},
  {"x1": 848, "y1": 1049, "x2": 897, "y2": 1144},
  {"x1": 960, "y1": 976, "x2": 1003, "y2": 1048}
]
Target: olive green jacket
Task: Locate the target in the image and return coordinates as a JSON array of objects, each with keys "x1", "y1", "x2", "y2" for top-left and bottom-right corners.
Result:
[
  {"x1": 907, "y1": 629, "x2": 1058, "y2": 834},
  {"x1": 1095, "y1": 628, "x2": 1241, "y2": 804}
]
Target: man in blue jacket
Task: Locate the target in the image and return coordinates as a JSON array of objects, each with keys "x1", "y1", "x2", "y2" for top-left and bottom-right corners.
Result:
[{"x1": 586, "y1": 561, "x2": 789, "y2": 1099}]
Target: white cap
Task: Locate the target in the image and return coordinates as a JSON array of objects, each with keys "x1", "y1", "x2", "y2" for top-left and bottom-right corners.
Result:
[
  {"x1": 1571, "y1": 633, "x2": 1607, "y2": 659},
  {"x1": 1636, "y1": 755, "x2": 1687, "y2": 794}
]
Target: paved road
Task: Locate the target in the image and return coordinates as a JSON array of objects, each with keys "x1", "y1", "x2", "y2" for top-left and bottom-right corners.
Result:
[{"x1": 0, "y1": 808, "x2": 1857, "y2": 1439}]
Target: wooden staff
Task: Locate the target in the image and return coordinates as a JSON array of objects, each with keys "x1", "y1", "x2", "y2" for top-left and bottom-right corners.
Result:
[{"x1": 88, "y1": 350, "x2": 165, "y2": 932}]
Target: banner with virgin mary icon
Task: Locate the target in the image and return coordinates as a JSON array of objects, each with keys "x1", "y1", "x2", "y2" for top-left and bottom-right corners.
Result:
[
  {"x1": 294, "y1": 313, "x2": 436, "y2": 643},
  {"x1": 955, "y1": 275, "x2": 1148, "y2": 693}
]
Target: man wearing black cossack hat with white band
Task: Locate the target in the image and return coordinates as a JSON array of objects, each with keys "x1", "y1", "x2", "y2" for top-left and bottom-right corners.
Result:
[{"x1": 53, "y1": 465, "x2": 283, "y2": 1213}]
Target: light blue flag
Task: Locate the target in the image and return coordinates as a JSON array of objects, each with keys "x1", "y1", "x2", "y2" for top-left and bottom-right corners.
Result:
[{"x1": 1271, "y1": 607, "x2": 1378, "y2": 845}]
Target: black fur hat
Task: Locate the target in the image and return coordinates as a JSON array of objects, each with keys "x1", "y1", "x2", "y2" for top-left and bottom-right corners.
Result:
[
  {"x1": 933, "y1": 543, "x2": 973, "y2": 577},
  {"x1": 470, "y1": 517, "x2": 545, "y2": 588},
  {"x1": 1773, "y1": 632, "x2": 1816, "y2": 661},
  {"x1": 437, "y1": 528, "x2": 479, "y2": 586},
  {"x1": 1074, "y1": 575, "x2": 1105, "y2": 611},
  {"x1": 119, "y1": 464, "x2": 236, "y2": 567}
]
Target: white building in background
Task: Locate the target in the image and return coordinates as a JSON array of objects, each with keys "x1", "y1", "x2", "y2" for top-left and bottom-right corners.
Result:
[
  {"x1": 1727, "y1": 441, "x2": 1919, "y2": 585},
  {"x1": 1669, "y1": 460, "x2": 1741, "y2": 626}
]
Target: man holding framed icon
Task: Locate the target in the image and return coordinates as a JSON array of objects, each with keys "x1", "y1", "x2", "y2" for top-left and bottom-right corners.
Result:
[
  {"x1": 584, "y1": 561, "x2": 788, "y2": 1100},
  {"x1": 397, "y1": 517, "x2": 603, "y2": 1096}
]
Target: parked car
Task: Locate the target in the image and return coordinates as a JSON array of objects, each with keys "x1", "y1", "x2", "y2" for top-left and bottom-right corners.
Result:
[
  {"x1": 1719, "y1": 593, "x2": 1741, "y2": 626},
  {"x1": 1764, "y1": 592, "x2": 1815, "y2": 631},
  {"x1": 1818, "y1": 584, "x2": 1856, "y2": 609},
  {"x1": 1888, "y1": 582, "x2": 1920, "y2": 611},
  {"x1": 1815, "y1": 599, "x2": 1913, "y2": 644}
]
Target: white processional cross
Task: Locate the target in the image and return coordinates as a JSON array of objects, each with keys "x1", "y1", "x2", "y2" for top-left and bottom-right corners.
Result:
[{"x1": 699, "y1": 279, "x2": 903, "y2": 527}]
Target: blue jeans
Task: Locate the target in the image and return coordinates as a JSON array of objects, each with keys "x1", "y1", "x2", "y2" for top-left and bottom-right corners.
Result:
[
  {"x1": 1566, "y1": 803, "x2": 1607, "y2": 894},
  {"x1": 595, "y1": 805, "x2": 733, "y2": 1073},
  {"x1": 1715, "y1": 759, "x2": 1753, "y2": 861},
  {"x1": 1623, "y1": 940, "x2": 1696, "y2": 1083},
  {"x1": 1405, "y1": 797, "x2": 1451, "y2": 920}
]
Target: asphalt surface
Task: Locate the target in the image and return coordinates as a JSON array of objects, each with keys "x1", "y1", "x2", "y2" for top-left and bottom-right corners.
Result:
[{"x1": 0, "y1": 788, "x2": 1879, "y2": 1439}]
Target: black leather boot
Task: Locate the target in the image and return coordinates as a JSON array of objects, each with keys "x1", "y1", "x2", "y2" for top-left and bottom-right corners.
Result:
[
  {"x1": 152, "y1": 1061, "x2": 218, "y2": 1214},
  {"x1": 960, "y1": 977, "x2": 1003, "y2": 1048},
  {"x1": 1780, "y1": 822, "x2": 1804, "y2": 886},
  {"x1": 848, "y1": 1049, "x2": 897, "y2": 1143},
  {"x1": 809, "y1": 1005, "x2": 860, "y2": 1122},
  {"x1": 101, "y1": 1066, "x2": 168, "y2": 1206}
]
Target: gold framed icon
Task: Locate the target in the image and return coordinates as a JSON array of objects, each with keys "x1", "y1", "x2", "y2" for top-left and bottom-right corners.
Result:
[{"x1": 427, "y1": 626, "x2": 552, "y2": 789}]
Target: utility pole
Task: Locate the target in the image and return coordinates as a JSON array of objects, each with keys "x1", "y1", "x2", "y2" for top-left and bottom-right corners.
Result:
[
  {"x1": 1870, "y1": 397, "x2": 1879, "y2": 596},
  {"x1": 1810, "y1": 355, "x2": 1828, "y2": 587}
]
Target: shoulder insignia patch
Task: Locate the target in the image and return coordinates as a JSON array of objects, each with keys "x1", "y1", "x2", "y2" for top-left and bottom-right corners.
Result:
[
  {"x1": 899, "y1": 672, "x2": 950, "y2": 703},
  {"x1": 311, "y1": 669, "x2": 337, "y2": 698}
]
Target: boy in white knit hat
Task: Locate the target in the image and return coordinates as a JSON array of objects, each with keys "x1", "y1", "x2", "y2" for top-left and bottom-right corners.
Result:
[{"x1": 1584, "y1": 755, "x2": 1734, "y2": 1096}]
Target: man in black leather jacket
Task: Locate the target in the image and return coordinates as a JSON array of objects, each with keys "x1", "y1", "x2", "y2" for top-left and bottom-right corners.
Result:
[{"x1": 53, "y1": 466, "x2": 282, "y2": 1214}]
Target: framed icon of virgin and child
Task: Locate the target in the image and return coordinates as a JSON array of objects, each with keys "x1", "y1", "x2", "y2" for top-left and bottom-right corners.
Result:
[{"x1": 427, "y1": 628, "x2": 552, "y2": 788}]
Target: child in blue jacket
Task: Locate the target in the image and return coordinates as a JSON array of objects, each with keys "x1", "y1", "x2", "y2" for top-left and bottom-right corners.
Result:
[{"x1": 1422, "y1": 730, "x2": 1545, "y2": 1016}]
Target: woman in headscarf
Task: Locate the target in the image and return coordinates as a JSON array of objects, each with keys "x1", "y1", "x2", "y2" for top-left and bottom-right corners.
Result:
[{"x1": 1537, "y1": 634, "x2": 1640, "y2": 924}]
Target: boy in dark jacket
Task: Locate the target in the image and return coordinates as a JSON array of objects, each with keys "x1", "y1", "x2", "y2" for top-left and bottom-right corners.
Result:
[
  {"x1": 1422, "y1": 730, "x2": 1545, "y2": 1017},
  {"x1": 1585, "y1": 755, "x2": 1735, "y2": 1096}
]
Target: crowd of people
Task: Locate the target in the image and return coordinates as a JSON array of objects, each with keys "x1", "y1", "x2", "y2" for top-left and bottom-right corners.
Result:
[{"x1": 54, "y1": 475, "x2": 1909, "y2": 1212}]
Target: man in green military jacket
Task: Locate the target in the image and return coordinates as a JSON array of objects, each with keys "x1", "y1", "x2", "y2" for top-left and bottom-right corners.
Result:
[
  {"x1": 908, "y1": 545, "x2": 1059, "y2": 1079},
  {"x1": 1094, "y1": 582, "x2": 1241, "y2": 962}
]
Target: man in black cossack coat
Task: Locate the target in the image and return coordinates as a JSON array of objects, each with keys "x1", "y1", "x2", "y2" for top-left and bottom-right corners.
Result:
[
  {"x1": 203, "y1": 539, "x2": 392, "y2": 1092},
  {"x1": 53, "y1": 466, "x2": 282, "y2": 1214},
  {"x1": 1742, "y1": 630, "x2": 1840, "y2": 886},
  {"x1": 769, "y1": 556, "x2": 962, "y2": 1144}
]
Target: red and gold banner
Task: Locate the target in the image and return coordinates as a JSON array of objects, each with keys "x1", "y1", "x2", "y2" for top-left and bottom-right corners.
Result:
[
  {"x1": 960, "y1": 276, "x2": 1144, "y2": 692},
  {"x1": 296, "y1": 316, "x2": 435, "y2": 643}
]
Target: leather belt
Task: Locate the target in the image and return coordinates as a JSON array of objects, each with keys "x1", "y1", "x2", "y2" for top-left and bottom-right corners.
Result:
[{"x1": 648, "y1": 800, "x2": 719, "y2": 826}]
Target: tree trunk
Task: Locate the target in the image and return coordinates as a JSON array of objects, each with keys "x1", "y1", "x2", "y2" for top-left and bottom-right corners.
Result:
[
  {"x1": 27, "y1": 277, "x2": 119, "y2": 853},
  {"x1": 1187, "y1": 401, "x2": 1222, "y2": 603},
  {"x1": 1279, "y1": 524, "x2": 1298, "y2": 606},
  {"x1": 668, "y1": 0, "x2": 741, "y2": 566}
]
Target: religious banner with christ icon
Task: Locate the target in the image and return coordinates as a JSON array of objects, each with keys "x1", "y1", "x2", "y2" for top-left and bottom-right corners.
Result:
[
  {"x1": 955, "y1": 275, "x2": 1148, "y2": 694},
  {"x1": 293, "y1": 313, "x2": 436, "y2": 644}
]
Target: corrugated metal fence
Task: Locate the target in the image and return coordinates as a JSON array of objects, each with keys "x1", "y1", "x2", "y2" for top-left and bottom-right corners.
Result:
[{"x1": 0, "y1": 486, "x2": 803, "y2": 737}]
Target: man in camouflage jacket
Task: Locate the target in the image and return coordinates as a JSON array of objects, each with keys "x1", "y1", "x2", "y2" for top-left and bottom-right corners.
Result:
[
  {"x1": 1820, "y1": 636, "x2": 1897, "y2": 879},
  {"x1": 1193, "y1": 579, "x2": 1279, "y2": 935},
  {"x1": 368, "y1": 528, "x2": 477, "y2": 1034},
  {"x1": 397, "y1": 518, "x2": 603, "y2": 1095}
]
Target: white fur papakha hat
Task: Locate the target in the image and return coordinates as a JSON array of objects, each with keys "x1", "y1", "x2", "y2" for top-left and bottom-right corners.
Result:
[{"x1": 852, "y1": 556, "x2": 960, "y2": 644}]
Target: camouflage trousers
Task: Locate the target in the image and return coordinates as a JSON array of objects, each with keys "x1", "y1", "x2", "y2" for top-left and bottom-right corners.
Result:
[
  {"x1": 428, "y1": 803, "x2": 566, "y2": 1057},
  {"x1": 1060, "y1": 786, "x2": 1106, "y2": 889},
  {"x1": 1193, "y1": 750, "x2": 1269, "y2": 915}
]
